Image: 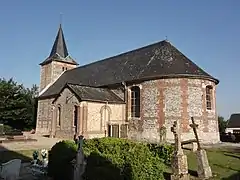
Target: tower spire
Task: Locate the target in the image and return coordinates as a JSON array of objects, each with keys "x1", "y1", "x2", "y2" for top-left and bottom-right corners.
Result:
[{"x1": 49, "y1": 23, "x2": 69, "y2": 58}]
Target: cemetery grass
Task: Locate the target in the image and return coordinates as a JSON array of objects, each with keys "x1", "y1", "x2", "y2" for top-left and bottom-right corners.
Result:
[
  {"x1": 0, "y1": 149, "x2": 36, "y2": 163},
  {"x1": 165, "y1": 148, "x2": 240, "y2": 180}
]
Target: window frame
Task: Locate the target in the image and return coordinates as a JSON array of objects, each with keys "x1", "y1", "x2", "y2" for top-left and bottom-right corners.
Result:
[
  {"x1": 130, "y1": 86, "x2": 140, "y2": 118},
  {"x1": 206, "y1": 85, "x2": 213, "y2": 110}
]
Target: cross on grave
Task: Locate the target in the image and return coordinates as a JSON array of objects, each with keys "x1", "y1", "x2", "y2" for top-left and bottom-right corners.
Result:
[
  {"x1": 189, "y1": 117, "x2": 213, "y2": 179},
  {"x1": 189, "y1": 117, "x2": 201, "y2": 150},
  {"x1": 73, "y1": 135, "x2": 86, "y2": 180},
  {"x1": 78, "y1": 135, "x2": 84, "y2": 151},
  {"x1": 171, "y1": 121, "x2": 183, "y2": 154}
]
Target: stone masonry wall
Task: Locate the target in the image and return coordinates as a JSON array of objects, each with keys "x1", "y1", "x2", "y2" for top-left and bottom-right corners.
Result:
[
  {"x1": 51, "y1": 61, "x2": 76, "y2": 82},
  {"x1": 50, "y1": 87, "x2": 125, "y2": 139},
  {"x1": 36, "y1": 98, "x2": 54, "y2": 135},
  {"x1": 86, "y1": 102, "x2": 125, "y2": 139},
  {"x1": 40, "y1": 61, "x2": 77, "y2": 91},
  {"x1": 53, "y1": 88, "x2": 80, "y2": 139},
  {"x1": 40, "y1": 63, "x2": 52, "y2": 91},
  {"x1": 128, "y1": 78, "x2": 219, "y2": 144}
]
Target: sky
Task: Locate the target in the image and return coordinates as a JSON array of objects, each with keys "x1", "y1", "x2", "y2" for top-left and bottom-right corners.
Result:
[{"x1": 0, "y1": 0, "x2": 239, "y2": 119}]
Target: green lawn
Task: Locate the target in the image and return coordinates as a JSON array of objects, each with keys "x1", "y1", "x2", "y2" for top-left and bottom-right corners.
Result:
[
  {"x1": 0, "y1": 149, "x2": 40, "y2": 163},
  {"x1": 186, "y1": 148, "x2": 240, "y2": 179},
  {"x1": 0, "y1": 148, "x2": 239, "y2": 179}
]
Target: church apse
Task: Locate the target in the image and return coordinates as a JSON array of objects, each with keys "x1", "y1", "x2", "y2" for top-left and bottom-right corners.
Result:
[{"x1": 127, "y1": 78, "x2": 219, "y2": 144}]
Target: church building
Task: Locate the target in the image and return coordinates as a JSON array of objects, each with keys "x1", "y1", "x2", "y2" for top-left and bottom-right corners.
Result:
[{"x1": 36, "y1": 25, "x2": 220, "y2": 144}]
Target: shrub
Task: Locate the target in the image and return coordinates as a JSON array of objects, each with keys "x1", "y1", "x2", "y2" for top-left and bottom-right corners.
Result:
[
  {"x1": 48, "y1": 138, "x2": 169, "y2": 180},
  {"x1": 48, "y1": 140, "x2": 77, "y2": 180},
  {"x1": 83, "y1": 138, "x2": 165, "y2": 180},
  {"x1": 148, "y1": 143, "x2": 174, "y2": 165}
]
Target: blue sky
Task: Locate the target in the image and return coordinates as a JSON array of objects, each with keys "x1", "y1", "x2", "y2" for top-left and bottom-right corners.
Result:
[{"x1": 0, "y1": 0, "x2": 239, "y2": 119}]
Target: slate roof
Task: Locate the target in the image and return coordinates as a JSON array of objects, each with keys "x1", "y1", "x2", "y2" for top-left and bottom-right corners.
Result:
[
  {"x1": 227, "y1": 114, "x2": 240, "y2": 128},
  {"x1": 40, "y1": 24, "x2": 78, "y2": 66},
  {"x1": 56, "y1": 83, "x2": 124, "y2": 104},
  {"x1": 39, "y1": 40, "x2": 219, "y2": 99}
]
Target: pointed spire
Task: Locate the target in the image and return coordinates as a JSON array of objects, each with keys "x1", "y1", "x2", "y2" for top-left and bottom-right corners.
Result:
[{"x1": 49, "y1": 24, "x2": 69, "y2": 58}]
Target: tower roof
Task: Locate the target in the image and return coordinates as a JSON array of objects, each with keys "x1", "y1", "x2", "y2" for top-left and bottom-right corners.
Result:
[
  {"x1": 40, "y1": 24, "x2": 78, "y2": 66},
  {"x1": 49, "y1": 24, "x2": 68, "y2": 58}
]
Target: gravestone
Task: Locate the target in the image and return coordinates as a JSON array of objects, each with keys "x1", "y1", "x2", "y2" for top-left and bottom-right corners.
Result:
[
  {"x1": 190, "y1": 117, "x2": 212, "y2": 179},
  {"x1": 170, "y1": 121, "x2": 190, "y2": 180},
  {"x1": 73, "y1": 135, "x2": 86, "y2": 180},
  {"x1": 159, "y1": 126, "x2": 167, "y2": 143}
]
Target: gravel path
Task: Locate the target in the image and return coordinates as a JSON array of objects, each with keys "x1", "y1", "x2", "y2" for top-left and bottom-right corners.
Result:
[{"x1": 0, "y1": 134, "x2": 62, "y2": 152}]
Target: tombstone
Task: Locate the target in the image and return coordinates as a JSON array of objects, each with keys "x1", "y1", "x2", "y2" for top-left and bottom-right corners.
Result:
[
  {"x1": 73, "y1": 135, "x2": 86, "y2": 180},
  {"x1": 159, "y1": 126, "x2": 167, "y2": 144},
  {"x1": 170, "y1": 121, "x2": 190, "y2": 180},
  {"x1": 190, "y1": 117, "x2": 212, "y2": 179}
]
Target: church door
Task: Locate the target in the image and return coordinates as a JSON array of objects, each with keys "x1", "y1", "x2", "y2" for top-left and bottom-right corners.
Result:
[{"x1": 74, "y1": 105, "x2": 79, "y2": 135}]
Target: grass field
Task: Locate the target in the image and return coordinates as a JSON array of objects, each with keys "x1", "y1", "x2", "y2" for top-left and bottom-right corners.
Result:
[
  {"x1": 186, "y1": 148, "x2": 240, "y2": 179},
  {"x1": 0, "y1": 147, "x2": 239, "y2": 179}
]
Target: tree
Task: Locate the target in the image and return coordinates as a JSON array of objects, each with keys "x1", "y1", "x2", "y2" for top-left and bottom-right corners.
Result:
[
  {"x1": 0, "y1": 78, "x2": 38, "y2": 130},
  {"x1": 218, "y1": 116, "x2": 228, "y2": 134}
]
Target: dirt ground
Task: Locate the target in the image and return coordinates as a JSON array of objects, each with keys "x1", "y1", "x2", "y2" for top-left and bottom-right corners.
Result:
[{"x1": 0, "y1": 133, "x2": 63, "y2": 152}]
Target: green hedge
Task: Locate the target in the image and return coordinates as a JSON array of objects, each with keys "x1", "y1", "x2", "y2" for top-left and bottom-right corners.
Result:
[
  {"x1": 148, "y1": 143, "x2": 174, "y2": 165},
  {"x1": 48, "y1": 138, "x2": 173, "y2": 180},
  {"x1": 48, "y1": 140, "x2": 77, "y2": 180},
  {"x1": 83, "y1": 138, "x2": 165, "y2": 180}
]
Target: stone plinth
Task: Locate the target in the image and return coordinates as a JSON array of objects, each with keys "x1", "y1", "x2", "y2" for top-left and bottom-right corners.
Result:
[
  {"x1": 171, "y1": 153, "x2": 190, "y2": 180},
  {"x1": 196, "y1": 149, "x2": 212, "y2": 179}
]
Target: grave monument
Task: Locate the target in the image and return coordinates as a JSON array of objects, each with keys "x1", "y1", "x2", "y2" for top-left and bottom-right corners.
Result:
[
  {"x1": 170, "y1": 121, "x2": 190, "y2": 180},
  {"x1": 73, "y1": 135, "x2": 86, "y2": 180},
  {"x1": 190, "y1": 117, "x2": 212, "y2": 179}
]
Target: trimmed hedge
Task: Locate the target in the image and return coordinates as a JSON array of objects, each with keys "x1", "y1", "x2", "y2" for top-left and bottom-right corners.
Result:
[
  {"x1": 83, "y1": 138, "x2": 165, "y2": 180},
  {"x1": 48, "y1": 138, "x2": 173, "y2": 180},
  {"x1": 48, "y1": 140, "x2": 77, "y2": 180}
]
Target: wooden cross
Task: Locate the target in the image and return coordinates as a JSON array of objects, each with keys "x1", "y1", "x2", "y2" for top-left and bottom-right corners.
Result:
[
  {"x1": 189, "y1": 117, "x2": 201, "y2": 150},
  {"x1": 171, "y1": 121, "x2": 183, "y2": 154}
]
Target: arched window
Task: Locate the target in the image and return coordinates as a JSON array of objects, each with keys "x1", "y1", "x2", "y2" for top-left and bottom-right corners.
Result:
[
  {"x1": 73, "y1": 105, "x2": 79, "y2": 134},
  {"x1": 206, "y1": 86, "x2": 213, "y2": 110},
  {"x1": 131, "y1": 86, "x2": 140, "y2": 118},
  {"x1": 57, "y1": 106, "x2": 61, "y2": 126},
  {"x1": 73, "y1": 105, "x2": 78, "y2": 127}
]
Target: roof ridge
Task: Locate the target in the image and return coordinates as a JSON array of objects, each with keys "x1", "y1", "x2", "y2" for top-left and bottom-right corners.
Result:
[{"x1": 67, "y1": 82, "x2": 101, "y2": 88}]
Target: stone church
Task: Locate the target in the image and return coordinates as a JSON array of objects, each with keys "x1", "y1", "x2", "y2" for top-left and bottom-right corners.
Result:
[{"x1": 36, "y1": 25, "x2": 220, "y2": 144}]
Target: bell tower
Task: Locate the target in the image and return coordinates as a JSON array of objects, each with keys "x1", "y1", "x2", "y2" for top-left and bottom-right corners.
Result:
[{"x1": 39, "y1": 24, "x2": 78, "y2": 92}]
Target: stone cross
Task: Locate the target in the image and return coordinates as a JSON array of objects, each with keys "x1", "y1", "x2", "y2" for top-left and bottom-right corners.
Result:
[
  {"x1": 171, "y1": 121, "x2": 183, "y2": 154},
  {"x1": 189, "y1": 117, "x2": 212, "y2": 179},
  {"x1": 170, "y1": 121, "x2": 190, "y2": 180},
  {"x1": 189, "y1": 117, "x2": 201, "y2": 150},
  {"x1": 78, "y1": 135, "x2": 84, "y2": 151},
  {"x1": 73, "y1": 135, "x2": 86, "y2": 180}
]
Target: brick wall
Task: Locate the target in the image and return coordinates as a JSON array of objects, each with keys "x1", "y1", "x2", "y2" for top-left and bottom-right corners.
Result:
[{"x1": 128, "y1": 78, "x2": 219, "y2": 144}]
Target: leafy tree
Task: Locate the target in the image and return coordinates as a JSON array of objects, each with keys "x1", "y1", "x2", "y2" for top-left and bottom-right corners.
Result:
[
  {"x1": 218, "y1": 116, "x2": 228, "y2": 134},
  {"x1": 0, "y1": 78, "x2": 38, "y2": 130}
]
